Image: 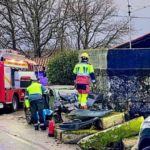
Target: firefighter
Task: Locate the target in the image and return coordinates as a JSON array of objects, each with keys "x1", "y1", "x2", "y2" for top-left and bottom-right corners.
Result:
[
  {"x1": 25, "y1": 78, "x2": 48, "y2": 130},
  {"x1": 73, "y1": 52, "x2": 96, "y2": 109}
]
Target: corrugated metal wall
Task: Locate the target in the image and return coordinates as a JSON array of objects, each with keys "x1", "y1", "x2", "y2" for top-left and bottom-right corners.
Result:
[{"x1": 33, "y1": 58, "x2": 50, "y2": 71}]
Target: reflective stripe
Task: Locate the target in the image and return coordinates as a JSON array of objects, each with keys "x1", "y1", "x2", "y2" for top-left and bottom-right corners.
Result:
[
  {"x1": 92, "y1": 80, "x2": 96, "y2": 83},
  {"x1": 31, "y1": 92, "x2": 42, "y2": 95},
  {"x1": 34, "y1": 123, "x2": 38, "y2": 127},
  {"x1": 77, "y1": 73, "x2": 90, "y2": 77},
  {"x1": 40, "y1": 123, "x2": 44, "y2": 126},
  {"x1": 83, "y1": 67, "x2": 86, "y2": 73},
  {"x1": 85, "y1": 67, "x2": 88, "y2": 73},
  {"x1": 76, "y1": 67, "x2": 80, "y2": 74},
  {"x1": 81, "y1": 102, "x2": 87, "y2": 106}
]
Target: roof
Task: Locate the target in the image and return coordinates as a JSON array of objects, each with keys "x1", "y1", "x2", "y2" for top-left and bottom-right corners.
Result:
[
  {"x1": 33, "y1": 58, "x2": 50, "y2": 71},
  {"x1": 112, "y1": 32, "x2": 150, "y2": 49},
  {"x1": 24, "y1": 58, "x2": 37, "y2": 65}
]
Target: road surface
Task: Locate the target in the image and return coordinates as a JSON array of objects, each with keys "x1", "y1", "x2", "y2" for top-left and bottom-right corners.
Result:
[{"x1": 0, "y1": 108, "x2": 81, "y2": 150}]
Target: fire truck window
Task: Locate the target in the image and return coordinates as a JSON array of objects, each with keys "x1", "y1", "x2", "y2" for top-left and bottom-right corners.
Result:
[
  {"x1": 18, "y1": 68, "x2": 27, "y2": 71},
  {"x1": 22, "y1": 68, "x2": 27, "y2": 71},
  {"x1": 34, "y1": 65, "x2": 38, "y2": 72},
  {"x1": 28, "y1": 64, "x2": 32, "y2": 71},
  {"x1": 11, "y1": 68, "x2": 18, "y2": 86}
]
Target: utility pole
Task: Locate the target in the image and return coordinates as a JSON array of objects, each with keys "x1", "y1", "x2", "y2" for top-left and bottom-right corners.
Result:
[{"x1": 127, "y1": 0, "x2": 132, "y2": 49}]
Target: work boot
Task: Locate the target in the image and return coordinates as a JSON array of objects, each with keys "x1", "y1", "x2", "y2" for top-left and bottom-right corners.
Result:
[
  {"x1": 40, "y1": 126, "x2": 46, "y2": 130},
  {"x1": 34, "y1": 126, "x2": 39, "y2": 130}
]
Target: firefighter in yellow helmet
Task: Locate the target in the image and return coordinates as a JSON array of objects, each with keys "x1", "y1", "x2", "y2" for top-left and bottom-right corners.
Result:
[{"x1": 73, "y1": 52, "x2": 96, "y2": 109}]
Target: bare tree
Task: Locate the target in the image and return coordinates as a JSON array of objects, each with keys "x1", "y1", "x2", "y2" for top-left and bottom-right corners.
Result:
[
  {"x1": 0, "y1": 0, "x2": 131, "y2": 57},
  {"x1": 0, "y1": 1, "x2": 15, "y2": 49},
  {"x1": 53, "y1": 0, "x2": 72, "y2": 51},
  {"x1": 62, "y1": 0, "x2": 129, "y2": 49},
  {"x1": 11, "y1": 0, "x2": 62, "y2": 57},
  {"x1": 0, "y1": 0, "x2": 27, "y2": 55}
]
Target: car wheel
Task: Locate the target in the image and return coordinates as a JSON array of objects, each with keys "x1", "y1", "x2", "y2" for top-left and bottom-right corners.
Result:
[
  {"x1": 53, "y1": 113, "x2": 62, "y2": 123},
  {"x1": 11, "y1": 95, "x2": 19, "y2": 112},
  {"x1": 25, "y1": 108, "x2": 32, "y2": 124}
]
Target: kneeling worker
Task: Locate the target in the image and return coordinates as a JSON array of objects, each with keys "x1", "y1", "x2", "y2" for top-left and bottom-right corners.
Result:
[
  {"x1": 73, "y1": 52, "x2": 96, "y2": 109},
  {"x1": 25, "y1": 77, "x2": 48, "y2": 130}
]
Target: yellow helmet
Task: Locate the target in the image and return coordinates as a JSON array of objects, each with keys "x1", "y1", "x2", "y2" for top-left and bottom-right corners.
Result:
[{"x1": 81, "y1": 52, "x2": 90, "y2": 59}]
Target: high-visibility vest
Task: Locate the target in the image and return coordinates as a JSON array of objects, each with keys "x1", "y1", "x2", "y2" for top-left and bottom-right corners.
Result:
[
  {"x1": 73, "y1": 63, "x2": 94, "y2": 77},
  {"x1": 27, "y1": 82, "x2": 42, "y2": 95}
]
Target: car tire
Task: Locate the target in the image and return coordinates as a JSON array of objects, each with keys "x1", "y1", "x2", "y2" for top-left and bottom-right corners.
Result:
[
  {"x1": 11, "y1": 95, "x2": 19, "y2": 112},
  {"x1": 25, "y1": 108, "x2": 32, "y2": 124},
  {"x1": 53, "y1": 113, "x2": 63, "y2": 123}
]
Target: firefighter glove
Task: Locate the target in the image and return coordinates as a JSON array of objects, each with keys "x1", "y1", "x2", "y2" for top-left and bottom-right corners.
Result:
[{"x1": 93, "y1": 83, "x2": 96, "y2": 89}]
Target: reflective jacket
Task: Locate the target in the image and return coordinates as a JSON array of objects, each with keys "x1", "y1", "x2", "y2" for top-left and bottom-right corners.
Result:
[
  {"x1": 73, "y1": 62, "x2": 96, "y2": 84},
  {"x1": 25, "y1": 82, "x2": 48, "y2": 102}
]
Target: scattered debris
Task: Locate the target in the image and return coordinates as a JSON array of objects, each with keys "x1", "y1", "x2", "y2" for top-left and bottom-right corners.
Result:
[{"x1": 58, "y1": 117, "x2": 99, "y2": 131}]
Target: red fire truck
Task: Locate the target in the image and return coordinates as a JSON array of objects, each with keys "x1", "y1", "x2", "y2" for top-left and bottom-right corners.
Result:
[{"x1": 0, "y1": 49, "x2": 38, "y2": 111}]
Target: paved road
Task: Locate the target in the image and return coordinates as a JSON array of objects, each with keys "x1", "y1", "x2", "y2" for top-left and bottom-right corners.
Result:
[{"x1": 0, "y1": 108, "x2": 81, "y2": 150}]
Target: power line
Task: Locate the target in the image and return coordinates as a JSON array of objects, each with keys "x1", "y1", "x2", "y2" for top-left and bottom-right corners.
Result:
[
  {"x1": 132, "y1": 4, "x2": 150, "y2": 12},
  {"x1": 112, "y1": 15, "x2": 150, "y2": 20},
  {"x1": 115, "y1": 3, "x2": 150, "y2": 13},
  {"x1": 108, "y1": 2, "x2": 150, "y2": 14},
  {"x1": 125, "y1": 0, "x2": 150, "y2": 48}
]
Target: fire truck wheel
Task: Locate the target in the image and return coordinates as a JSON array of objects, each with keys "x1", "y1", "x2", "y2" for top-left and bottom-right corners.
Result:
[{"x1": 11, "y1": 95, "x2": 19, "y2": 112}]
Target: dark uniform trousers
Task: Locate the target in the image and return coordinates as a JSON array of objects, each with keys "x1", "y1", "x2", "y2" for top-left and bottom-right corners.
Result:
[{"x1": 30, "y1": 99, "x2": 44, "y2": 126}]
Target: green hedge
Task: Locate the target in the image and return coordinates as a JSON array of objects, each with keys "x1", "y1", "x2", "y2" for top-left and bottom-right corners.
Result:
[{"x1": 47, "y1": 51, "x2": 78, "y2": 85}]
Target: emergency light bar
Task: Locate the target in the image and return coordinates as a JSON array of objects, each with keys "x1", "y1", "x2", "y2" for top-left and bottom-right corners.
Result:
[
  {"x1": 0, "y1": 49, "x2": 18, "y2": 54},
  {"x1": 0, "y1": 49, "x2": 25, "y2": 61}
]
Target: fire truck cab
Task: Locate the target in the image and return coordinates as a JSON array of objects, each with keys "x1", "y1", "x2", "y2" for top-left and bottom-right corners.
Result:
[{"x1": 0, "y1": 49, "x2": 38, "y2": 111}]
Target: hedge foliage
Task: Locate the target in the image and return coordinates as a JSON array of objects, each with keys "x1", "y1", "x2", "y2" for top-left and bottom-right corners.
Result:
[{"x1": 47, "y1": 50, "x2": 79, "y2": 85}]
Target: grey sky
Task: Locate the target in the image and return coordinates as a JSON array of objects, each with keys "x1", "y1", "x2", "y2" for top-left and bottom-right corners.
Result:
[{"x1": 115, "y1": 0, "x2": 150, "y2": 42}]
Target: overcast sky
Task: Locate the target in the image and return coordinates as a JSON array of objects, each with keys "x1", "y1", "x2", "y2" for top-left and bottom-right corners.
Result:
[{"x1": 115, "y1": 0, "x2": 150, "y2": 42}]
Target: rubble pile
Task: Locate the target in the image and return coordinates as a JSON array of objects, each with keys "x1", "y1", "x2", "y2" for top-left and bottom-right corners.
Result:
[
  {"x1": 54, "y1": 112, "x2": 144, "y2": 150},
  {"x1": 45, "y1": 86, "x2": 145, "y2": 150}
]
